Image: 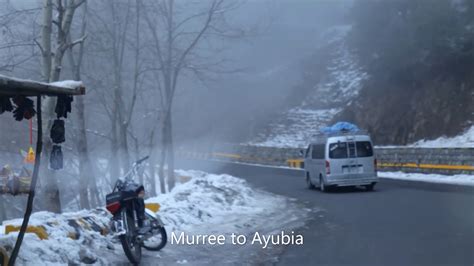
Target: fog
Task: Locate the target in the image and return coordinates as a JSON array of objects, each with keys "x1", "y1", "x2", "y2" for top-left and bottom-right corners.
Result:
[
  {"x1": 2, "y1": 0, "x2": 471, "y2": 216},
  {"x1": 171, "y1": 0, "x2": 351, "y2": 144}
]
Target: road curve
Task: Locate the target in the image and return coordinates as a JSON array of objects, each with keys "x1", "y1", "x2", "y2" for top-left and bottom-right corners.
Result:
[{"x1": 177, "y1": 159, "x2": 474, "y2": 266}]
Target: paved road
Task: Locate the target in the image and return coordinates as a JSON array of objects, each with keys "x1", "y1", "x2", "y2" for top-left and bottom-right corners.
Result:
[{"x1": 177, "y1": 159, "x2": 474, "y2": 266}]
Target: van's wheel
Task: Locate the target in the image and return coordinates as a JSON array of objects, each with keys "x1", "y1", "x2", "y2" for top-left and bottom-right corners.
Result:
[
  {"x1": 319, "y1": 176, "x2": 327, "y2": 192},
  {"x1": 365, "y1": 183, "x2": 376, "y2": 191},
  {"x1": 306, "y1": 173, "x2": 315, "y2": 189}
]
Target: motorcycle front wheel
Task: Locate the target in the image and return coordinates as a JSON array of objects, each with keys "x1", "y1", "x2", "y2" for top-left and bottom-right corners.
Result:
[{"x1": 119, "y1": 209, "x2": 142, "y2": 264}]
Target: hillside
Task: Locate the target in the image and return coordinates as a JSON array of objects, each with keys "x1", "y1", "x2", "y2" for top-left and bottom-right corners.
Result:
[
  {"x1": 250, "y1": 0, "x2": 474, "y2": 147},
  {"x1": 250, "y1": 25, "x2": 366, "y2": 148}
]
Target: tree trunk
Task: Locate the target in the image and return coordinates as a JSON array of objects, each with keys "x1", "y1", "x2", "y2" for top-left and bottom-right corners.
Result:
[
  {"x1": 41, "y1": 0, "x2": 52, "y2": 82},
  {"x1": 110, "y1": 115, "x2": 120, "y2": 184},
  {"x1": 76, "y1": 97, "x2": 91, "y2": 210},
  {"x1": 0, "y1": 196, "x2": 6, "y2": 222},
  {"x1": 148, "y1": 129, "x2": 157, "y2": 196},
  {"x1": 165, "y1": 112, "x2": 175, "y2": 190},
  {"x1": 119, "y1": 121, "x2": 130, "y2": 170},
  {"x1": 39, "y1": 0, "x2": 61, "y2": 213},
  {"x1": 158, "y1": 115, "x2": 167, "y2": 193},
  {"x1": 69, "y1": 2, "x2": 93, "y2": 208},
  {"x1": 148, "y1": 156, "x2": 157, "y2": 197}
]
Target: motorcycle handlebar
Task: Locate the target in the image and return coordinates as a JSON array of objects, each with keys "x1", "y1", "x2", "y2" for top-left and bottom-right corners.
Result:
[{"x1": 135, "y1": 155, "x2": 150, "y2": 165}]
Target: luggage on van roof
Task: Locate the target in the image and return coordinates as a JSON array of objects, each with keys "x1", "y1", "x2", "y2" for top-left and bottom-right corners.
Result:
[{"x1": 311, "y1": 122, "x2": 367, "y2": 143}]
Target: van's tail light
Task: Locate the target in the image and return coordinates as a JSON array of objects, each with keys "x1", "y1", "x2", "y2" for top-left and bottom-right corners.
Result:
[
  {"x1": 374, "y1": 159, "x2": 378, "y2": 172},
  {"x1": 325, "y1": 160, "x2": 330, "y2": 175},
  {"x1": 106, "y1": 201, "x2": 121, "y2": 214}
]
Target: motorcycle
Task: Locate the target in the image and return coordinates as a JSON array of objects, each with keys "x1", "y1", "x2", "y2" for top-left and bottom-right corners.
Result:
[{"x1": 106, "y1": 156, "x2": 167, "y2": 264}]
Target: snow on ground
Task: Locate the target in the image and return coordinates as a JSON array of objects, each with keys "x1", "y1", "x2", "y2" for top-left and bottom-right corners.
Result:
[
  {"x1": 410, "y1": 125, "x2": 474, "y2": 148},
  {"x1": 0, "y1": 209, "x2": 113, "y2": 265},
  {"x1": 0, "y1": 170, "x2": 312, "y2": 265},
  {"x1": 378, "y1": 171, "x2": 474, "y2": 186}
]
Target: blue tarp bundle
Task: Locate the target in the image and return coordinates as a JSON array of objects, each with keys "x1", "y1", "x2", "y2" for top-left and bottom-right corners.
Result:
[{"x1": 321, "y1": 122, "x2": 360, "y2": 134}]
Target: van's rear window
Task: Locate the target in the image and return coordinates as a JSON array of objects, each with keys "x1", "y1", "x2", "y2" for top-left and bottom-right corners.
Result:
[
  {"x1": 356, "y1": 141, "x2": 373, "y2": 157},
  {"x1": 329, "y1": 141, "x2": 373, "y2": 158},
  {"x1": 329, "y1": 142, "x2": 348, "y2": 158}
]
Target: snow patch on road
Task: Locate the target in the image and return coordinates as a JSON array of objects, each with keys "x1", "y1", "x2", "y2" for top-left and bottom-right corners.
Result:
[{"x1": 378, "y1": 171, "x2": 474, "y2": 186}]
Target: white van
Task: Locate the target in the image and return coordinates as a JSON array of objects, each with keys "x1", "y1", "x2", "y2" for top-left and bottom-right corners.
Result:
[{"x1": 303, "y1": 131, "x2": 378, "y2": 192}]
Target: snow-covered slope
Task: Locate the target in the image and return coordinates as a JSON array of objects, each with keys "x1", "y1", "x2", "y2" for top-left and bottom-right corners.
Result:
[
  {"x1": 0, "y1": 170, "x2": 311, "y2": 265},
  {"x1": 410, "y1": 125, "x2": 474, "y2": 148},
  {"x1": 249, "y1": 25, "x2": 368, "y2": 148},
  {"x1": 249, "y1": 108, "x2": 341, "y2": 148}
]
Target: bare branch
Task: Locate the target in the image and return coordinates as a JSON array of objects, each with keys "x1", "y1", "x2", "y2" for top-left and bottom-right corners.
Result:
[
  {"x1": 33, "y1": 39, "x2": 45, "y2": 55},
  {"x1": 69, "y1": 34, "x2": 88, "y2": 48}
]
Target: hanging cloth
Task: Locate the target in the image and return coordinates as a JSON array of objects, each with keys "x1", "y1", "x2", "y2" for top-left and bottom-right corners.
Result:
[
  {"x1": 50, "y1": 145, "x2": 63, "y2": 170},
  {"x1": 12, "y1": 96, "x2": 36, "y2": 121},
  {"x1": 55, "y1": 95, "x2": 73, "y2": 119},
  {"x1": 0, "y1": 96, "x2": 13, "y2": 114}
]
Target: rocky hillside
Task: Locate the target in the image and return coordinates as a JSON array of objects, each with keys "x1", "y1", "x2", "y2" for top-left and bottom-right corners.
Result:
[
  {"x1": 250, "y1": 25, "x2": 367, "y2": 148},
  {"x1": 251, "y1": 0, "x2": 474, "y2": 147},
  {"x1": 334, "y1": 0, "x2": 474, "y2": 145}
]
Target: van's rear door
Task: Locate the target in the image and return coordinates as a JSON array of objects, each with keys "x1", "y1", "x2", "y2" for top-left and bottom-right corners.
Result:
[
  {"x1": 344, "y1": 136, "x2": 363, "y2": 174},
  {"x1": 355, "y1": 140, "x2": 375, "y2": 174}
]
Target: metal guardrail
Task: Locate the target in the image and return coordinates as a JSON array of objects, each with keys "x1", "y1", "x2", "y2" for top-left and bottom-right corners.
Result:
[
  {"x1": 377, "y1": 162, "x2": 474, "y2": 171},
  {"x1": 177, "y1": 148, "x2": 474, "y2": 174}
]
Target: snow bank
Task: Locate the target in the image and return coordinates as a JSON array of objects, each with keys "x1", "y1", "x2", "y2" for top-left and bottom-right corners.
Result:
[
  {"x1": 411, "y1": 125, "x2": 474, "y2": 148},
  {"x1": 0, "y1": 209, "x2": 113, "y2": 265},
  {"x1": 378, "y1": 171, "x2": 474, "y2": 186},
  {"x1": 0, "y1": 170, "x2": 308, "y2": 265},
  {"x1": 147, "y1": 170, "x2": 293, "y2": 233}
]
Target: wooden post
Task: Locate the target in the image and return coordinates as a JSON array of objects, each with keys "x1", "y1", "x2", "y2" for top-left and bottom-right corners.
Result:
[{"x1": 8, "y1": 96, "x2": 43, "y2": 266}]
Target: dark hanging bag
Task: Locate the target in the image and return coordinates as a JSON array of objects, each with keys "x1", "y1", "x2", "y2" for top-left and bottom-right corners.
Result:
[
  {"x1": 50, "y1": 145, "x2": 63, "y2": 170},
  {"x1": 50, "y1": 119, "x2": 65, "y2": 144}
]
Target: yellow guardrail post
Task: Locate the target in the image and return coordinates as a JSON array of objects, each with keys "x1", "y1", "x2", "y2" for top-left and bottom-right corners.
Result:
[
  {"x1": 5, "y1": 225, "x2": 48, "y2": 240},
  {"x1": 287, "y1": 159, "x2": 304, "y2": 168}
]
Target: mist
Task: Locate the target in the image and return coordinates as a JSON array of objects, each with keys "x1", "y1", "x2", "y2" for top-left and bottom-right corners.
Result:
[{"x1": 1, "y1": 0, "x2": 472, "y2": 220}]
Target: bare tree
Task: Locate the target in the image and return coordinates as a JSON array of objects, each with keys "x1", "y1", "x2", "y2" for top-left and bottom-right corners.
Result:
[
  {"x1": 142, "y1": 0, "x2": 245, "y2": 191},
  {"x1": 67, "y1": 0, "x2": 100, "y2": 209},
  {"x1": 0, "y1": 3, "x2": 41, "y2": 73},
  {"x1": 38, "y1": 0, "x2": 87, "y2": 212},
  {"x1": 86, "y1": 0, "x2": 147, "y2": 187}
]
